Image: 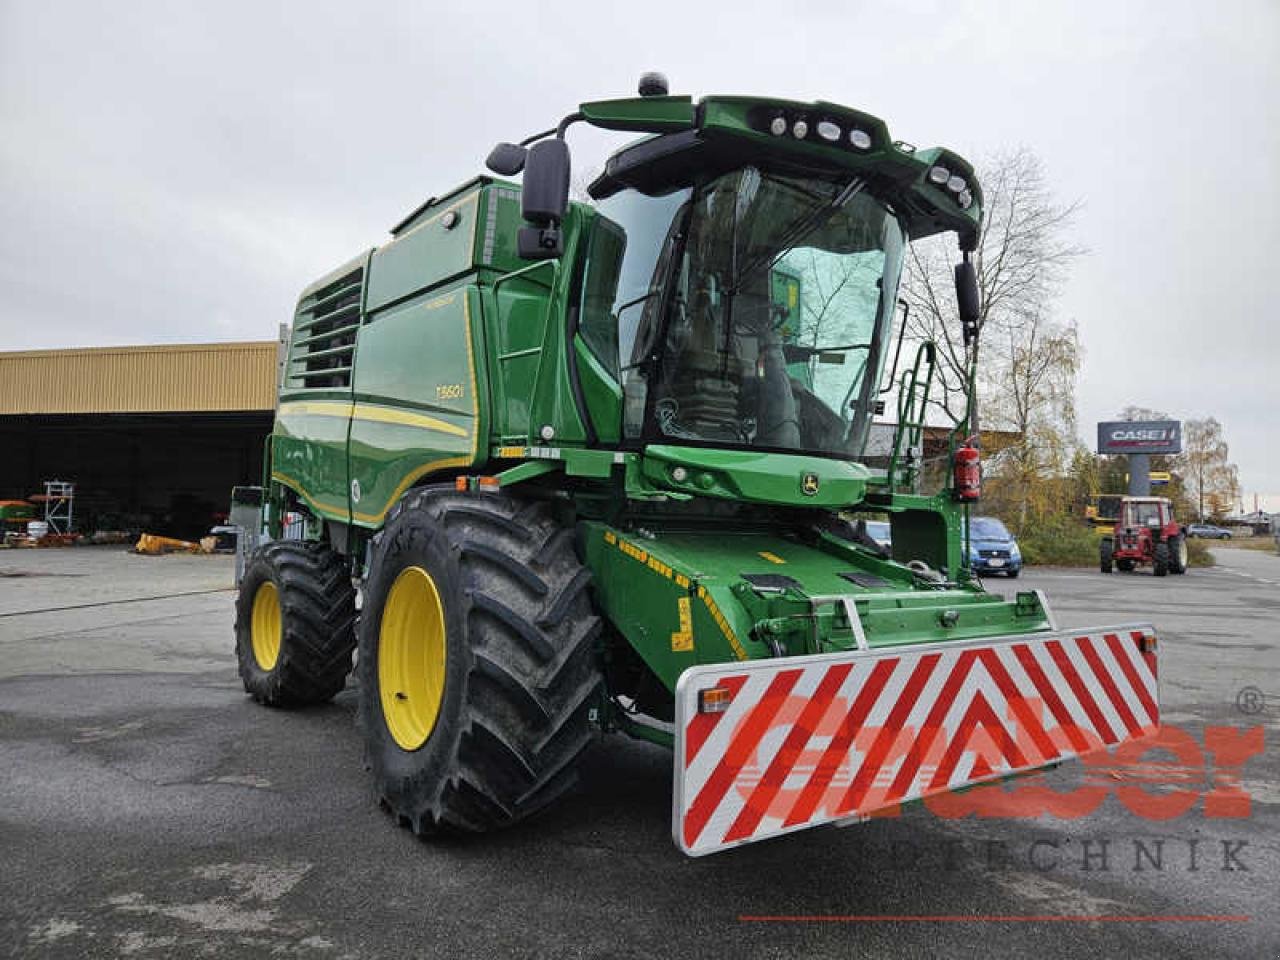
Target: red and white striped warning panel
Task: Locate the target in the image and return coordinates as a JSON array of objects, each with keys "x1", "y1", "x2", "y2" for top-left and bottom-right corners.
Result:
[{"x1": 673, "y1": 624, "x2": 1158, "y2": 856}]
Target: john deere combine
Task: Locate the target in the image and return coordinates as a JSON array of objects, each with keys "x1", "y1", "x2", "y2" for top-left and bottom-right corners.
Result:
[{"x1": 236, "y1": 76, "x2": 1159, "y2": 856}]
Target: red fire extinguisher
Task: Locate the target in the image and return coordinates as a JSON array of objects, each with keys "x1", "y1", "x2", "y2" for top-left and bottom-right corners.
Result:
[{"x1": 953, "y1": 438, "x2": 981, "y2": 502}]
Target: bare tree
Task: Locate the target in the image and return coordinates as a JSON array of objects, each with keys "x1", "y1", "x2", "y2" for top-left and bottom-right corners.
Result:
[
  {"x1": 983, "y1": 312, "x2": 1080, "y2": 524},
  {"x1": 1181, "y1": 417, "x2": 1241, "y2": 521},
  {"x1": 901, "y1": 147, "x2": 1084, "y2": 430}
]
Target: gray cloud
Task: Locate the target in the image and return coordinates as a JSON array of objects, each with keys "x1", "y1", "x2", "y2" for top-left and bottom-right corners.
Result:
[{"x1": 2, "y1": 1, "x2": 1277, "y2": 505}]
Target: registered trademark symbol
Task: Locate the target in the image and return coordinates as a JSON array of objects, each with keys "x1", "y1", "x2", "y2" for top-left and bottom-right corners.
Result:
[{"x1": 1235, "y1": 685, "x2": 1265, "y2": 715}]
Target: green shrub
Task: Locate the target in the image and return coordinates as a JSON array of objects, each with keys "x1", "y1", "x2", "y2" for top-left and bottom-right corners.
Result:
[{"x1": 1013, "y1": 514, "x2": 1100, "y2": 567}]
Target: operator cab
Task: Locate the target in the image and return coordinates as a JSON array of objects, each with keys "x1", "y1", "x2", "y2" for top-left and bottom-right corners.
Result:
[
  {"x1": 490, "y1": 89, "x2": 984, "y2": 469},
  {"x1": 1119, "y1": 496, "x2": 1174, "y2": 531},
  {"x1": 578, "y1": 164, "x2": 904, "y2": 460}
]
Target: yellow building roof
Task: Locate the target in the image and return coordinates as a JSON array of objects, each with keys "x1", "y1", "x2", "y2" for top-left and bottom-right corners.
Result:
[{"x1": 0, "y1": 341, "x2": 280, "y2": 415}]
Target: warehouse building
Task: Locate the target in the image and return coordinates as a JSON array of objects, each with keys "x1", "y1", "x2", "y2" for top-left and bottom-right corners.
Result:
[{"x1": 0, "y1": 339, "x2": 282, "y2": 540}]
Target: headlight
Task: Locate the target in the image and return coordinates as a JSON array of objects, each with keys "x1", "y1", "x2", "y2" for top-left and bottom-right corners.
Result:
[
  {"x1": 792, "y1": 119, "x2": 809, "y2": 139},
  {"x1": 817, "y1": 120, "x2": 841, "y2": 142},
  {"x1": 849, "y1": 128, "x2": 872, "y2": 150},
  {"x1": 929, "y1": 165, "x2": 950, "y2": 185}
]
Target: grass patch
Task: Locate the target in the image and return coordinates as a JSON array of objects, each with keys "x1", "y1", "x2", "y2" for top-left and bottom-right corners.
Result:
[{"x1": 1210, "y1": 536, "x2": 1280, "y2": 553}]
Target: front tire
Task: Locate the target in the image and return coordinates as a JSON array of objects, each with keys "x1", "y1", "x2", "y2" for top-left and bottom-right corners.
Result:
[
  {"x1": 235, "y1": 540, "x2": 357, "y2": 706},
  {"x1": 1168, "y1": 533, "x2": 1188, "y2": 574},
  {"x1": 1100, "y1": 538, "x2": 1113, "y2": 574},
  {"x1": 358, "y1": 487, "x2": 604, "y2": 835}
]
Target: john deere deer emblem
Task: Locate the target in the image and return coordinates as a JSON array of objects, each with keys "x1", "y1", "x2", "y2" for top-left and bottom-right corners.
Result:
[{"x1": 801, "y1": 472, "x2": 820, "y2": 496}]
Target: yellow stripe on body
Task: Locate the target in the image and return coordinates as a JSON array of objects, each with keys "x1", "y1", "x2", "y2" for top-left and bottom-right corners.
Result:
[
  {"x1": 270, "y1": 470, "x2": 348, "y2": 519},
  {"x1": 351, "y1": 456, "x2": 472, "y2": 525},
  {"x1": 698, "y1": 585, "x2": 749, "y2": 661},
  {"x1": 278, "y1": 400, "x2": 468, "y2": 438},
  {"x1": 601, "y1": 529, "x2": 748, "y2": 659},
  {"x1": 463, "y1": 293, "x2": 480, "y2": 464},
  {"x1": 352, "y1": 403, "x2": 468, "y2": 437}
]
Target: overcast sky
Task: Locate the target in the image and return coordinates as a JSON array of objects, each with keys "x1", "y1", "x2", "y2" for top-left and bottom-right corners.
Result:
[{"x1": 2, "y1": 1, "x2": 1277, "y2": 508}]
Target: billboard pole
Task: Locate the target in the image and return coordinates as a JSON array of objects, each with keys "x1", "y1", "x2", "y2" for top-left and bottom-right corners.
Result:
[{"x1": 1128, "y1": 453, "x2": 1151, "y2": 496}]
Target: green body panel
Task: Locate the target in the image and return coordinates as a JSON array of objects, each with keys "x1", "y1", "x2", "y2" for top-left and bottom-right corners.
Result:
[
  {"x1": 365, "y1": 188, "x2": 481, "y2": 313},
  {"x1": 582, "y1": 519, "x2": 1050, "y2": 694},
  {"x1": 347, "y1": 283, "x2": 484, "y2": 526},
  {"x1": 642, "y1": 445, "x2": 869, "y2": 509},
  {"x1": 573, "y1": 337, "x2": 623, "y2": 444},
  {"x1": 579, "y1": 95, "x2": 697, "y2": 132},
  {"x1": 272, "y1": 406, "x2": 352, "y2": 520}
]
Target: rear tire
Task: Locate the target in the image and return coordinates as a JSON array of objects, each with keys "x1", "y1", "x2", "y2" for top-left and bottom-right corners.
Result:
[
  {"x1": 1153, "y1": 541, "x2": 1170, "y2": 577},
  {"x1": 1100, "y1": 538, "x2": 1113, "y2": 574},
  {"x1": 358, "y1": 487, "x2": 604, "y2": 835},
  {"x1": 1168, "y1": 533, "x2": 1188, "y2": 574},
  {"x1": 235, "y1": 540, "x2": 357, "y2": 706},
  {"x1": 1006, "y1": 568, "x2": 1020, "y2": 579}
]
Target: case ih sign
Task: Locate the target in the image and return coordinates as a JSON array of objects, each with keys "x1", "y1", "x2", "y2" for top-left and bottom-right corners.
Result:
[{"x1": 1097, "y1": 420, "x2": 1182, "y2": 455}]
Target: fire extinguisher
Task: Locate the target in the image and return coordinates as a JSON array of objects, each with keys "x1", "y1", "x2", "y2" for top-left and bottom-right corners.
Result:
[{"x1": 953, "y1": 438, "x2": 981, "y2": 502}]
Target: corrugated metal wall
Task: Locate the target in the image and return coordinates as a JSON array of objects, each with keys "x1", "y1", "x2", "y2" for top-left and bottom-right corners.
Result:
[{"x1": 0, "y1": 341, "x2": 280, "y2": 414}]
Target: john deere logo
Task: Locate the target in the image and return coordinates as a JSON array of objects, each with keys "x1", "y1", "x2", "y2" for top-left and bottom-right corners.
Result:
[{"x1": 801, "y1": 472, "x2": 820, "y2": 496}]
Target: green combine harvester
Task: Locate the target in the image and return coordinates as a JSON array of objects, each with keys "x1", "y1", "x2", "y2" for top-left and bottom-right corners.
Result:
[{"x1": 236, "y1": 75, "x2": 1159, "y2": 856}]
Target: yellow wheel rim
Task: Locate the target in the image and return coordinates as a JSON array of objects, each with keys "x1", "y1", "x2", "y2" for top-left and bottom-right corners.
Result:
[
  {"x1": 250, "y1": 580, "x2": 282, "y2": 670},
  {"x1": 379, "y1": 565, "x2": 447, "y2": 751}
]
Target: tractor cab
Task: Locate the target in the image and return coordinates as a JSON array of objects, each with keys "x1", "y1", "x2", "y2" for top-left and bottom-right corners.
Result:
[
  {"x1": 581, "y1": 164, "x2": 904, "y2": 459},
  {"x1": 1101, "y1": 496, "x2": 1187, "y2": 576}
]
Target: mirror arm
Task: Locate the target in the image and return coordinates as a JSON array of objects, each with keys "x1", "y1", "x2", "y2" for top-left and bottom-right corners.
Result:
[
  {"x1": 556, "y1": 112, "x2": 584, "y2": 139},
  {"x1": 519, "y1": 126, "x2": 558, "y2": 147}
]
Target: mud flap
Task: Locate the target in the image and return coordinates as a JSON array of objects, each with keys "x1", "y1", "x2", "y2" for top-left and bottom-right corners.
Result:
[{"x1": 673, "y1": 624, "x2": 1158, "y2": 856}]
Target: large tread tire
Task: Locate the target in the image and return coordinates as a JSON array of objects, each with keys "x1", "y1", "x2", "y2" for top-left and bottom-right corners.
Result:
[
  {"x1": 1153, "y1": 541, "x2": 1170, "y2": 577},
  {"x1": 358, "y1": 486, "x2": 604, "y2": 836},
  {"x1": 235, "y1": 540, "x2": 357, "y2": 706},
  {"x1": 1168, "y1": 533, "x2": 1188, "y2": 574},
  {"x1": 1100, "y1": 538, "x2": 1113, "y2": 574}
]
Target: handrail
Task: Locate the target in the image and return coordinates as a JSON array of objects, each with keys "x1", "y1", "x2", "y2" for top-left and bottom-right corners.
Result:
[{"x1": 886, "y1": 341, "x2": 936, "y2": 492}]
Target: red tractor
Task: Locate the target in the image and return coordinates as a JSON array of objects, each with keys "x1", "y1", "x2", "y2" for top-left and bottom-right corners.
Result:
[{"x1": 1100, "y1": 496, "x2": 1187, "y2": 577}]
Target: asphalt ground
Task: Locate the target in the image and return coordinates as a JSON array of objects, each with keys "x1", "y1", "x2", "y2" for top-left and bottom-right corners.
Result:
[{"x1": 1, "y1": 545, "x2": 1277, "y2": 958}]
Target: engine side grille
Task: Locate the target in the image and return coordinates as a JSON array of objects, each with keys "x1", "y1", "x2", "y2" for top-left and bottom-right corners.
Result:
[{"x1": 286, "y1": 266, "x2": 364, "y2": 390}]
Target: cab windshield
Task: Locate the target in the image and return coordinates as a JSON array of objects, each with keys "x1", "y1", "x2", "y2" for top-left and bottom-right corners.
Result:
[{"x1": 579, "y1": 166, "x2": 907, "y2": 459}]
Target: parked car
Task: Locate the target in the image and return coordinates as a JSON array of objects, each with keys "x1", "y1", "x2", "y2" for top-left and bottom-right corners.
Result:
[
  {"x1": 969, "y1": 516, "x2": 1022, "y2": 577},
  {"x1": 1185, "y1": 523, "x2": 1232, "y2": 540}
]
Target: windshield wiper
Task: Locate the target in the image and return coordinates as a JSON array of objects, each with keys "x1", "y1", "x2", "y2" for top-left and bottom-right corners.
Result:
[
  {"x1": 783, "y1": 341, "x2": 871, "y2": 359},
  {"x1": 727, "y1": 176, "x2": 866, "y2": 294}
]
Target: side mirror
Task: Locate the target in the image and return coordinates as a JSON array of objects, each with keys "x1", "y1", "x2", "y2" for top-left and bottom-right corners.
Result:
[
  {"x1": 485, "y1": 142, "x2": 527, "y2": 176},
  {"x1": 518, "y1": 138, "x2": 571, "y2": 260},
  {"x1": 521, "y1": 139, "x2": 570, "y2": 225},
  {"x1": 954, "y1": 259, "x2": 980, "y2": 344}
]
